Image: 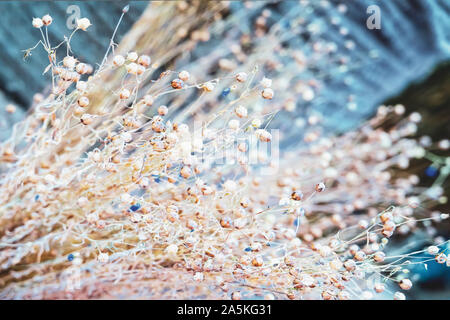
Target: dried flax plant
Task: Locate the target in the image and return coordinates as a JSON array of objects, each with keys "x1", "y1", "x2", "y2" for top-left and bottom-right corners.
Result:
[{"x1": 0, "y1": 2, "x2": 449, "y2": 300}]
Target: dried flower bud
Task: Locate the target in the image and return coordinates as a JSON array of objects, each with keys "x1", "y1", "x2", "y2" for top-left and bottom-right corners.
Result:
[
  {"x1": 255, "y1": 129, "x2": 272, "y2": 142},
  {"x1": 113, "y1": 55, "x2": 125, "y2": 67},
  {"x1": 80, "y1": 114, "x2": 93, "y2": 125},
  {"x1": 180, "y1": 166, "x2": 192, "y2": 179},
  {"x1": 158, "y1": 105, "x2": 168, "y2": 116},
  {"x1": 126, "y1": 62, "x2": 138, "y2": 75},
  {"x1": 32, "y1": 18, "x2": 43, "y2": 28},
  {"x1": 291, "y1": 191, "x2": 303, "y2": 201},
  {"x1": 77, "y1": 18, "x2": 91, "y2": 31},
  {"x1": 202, "y1": 82, "x2": 215, "y2": 92},
  {"x1": 178, "y1": 70, "x2": 190, "y2": 81},
  {"x1": 127, "y1": 52, "x2": 138, "y2": 62},
  {"x1": 63, "y1": 56, "x2": 77, "y2": 69},
  {"x1": 236, "y1": 72, "x2": 248, "y2": 82},
  {"x1": 78, "y1": 96, "x2": 90, "y2": 108},
  {"x1": 228, "y1": 119, "x2": 240, "y2": 130},
  {"x1": 235, "y1": 105, "x2": 248, "y2": 118},
  {"x1": 399, "y1": 279, "x2": 412, "y2": 290},
  {"x1": 42, "y1": 14, "x2": 52, "y2": 26},
  {"x1": 98, "y1": 253, "x2": 109, "y2": 263},
  {"x1": 76, "y1": 81, "x2": 87, "y2": 92},
  {"x1": 137, "y1": 55, "x2": 151, "y2": 67},
  {"x1": 393, "y1": 292, "x2": 406, "y2": 300},
  {"x1": 260, "y1": 77, "x2": 272, "y2": 88}
]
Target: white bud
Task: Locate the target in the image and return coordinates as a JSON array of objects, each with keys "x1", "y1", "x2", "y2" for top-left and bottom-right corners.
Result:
[
  {"x1": 76, "y1": 81, "x2": 88, "y2": 92},
  {"x1": 63, "y1": 56, "x2": 77, "y2": 69},
  {"x1": 236, "y1": 72, "x2": 248, "y2": 82},
  {"x1": 235, "y1": 105, "x2": 248, "y2": 118},
  {"x1": 98, "y1": 253, "x2": 109, "y2": 263},
  {"x1": 127, "y1": 52, "x2": 138, "y2": 62},
  {"x1": 113, "y1": 55, "x2": 125, "y2": 67},
  {"x1": 126, "y1": 62, "x2": 138, "y2": 75},
  {"x1": 260, "y1": 77, "x2": 272, "y2": 88},
  {"x1": 165, "y1": 244, "x2": 178, "y2": 255},
  {"x1": 42, "y1": 14, "x2": 52, "y2": 26},
  {"x1": 178, "y1": 70, "x2": 190, "y2": 81},
  {"x1": 228, "y1": 119, "x2": 240, "y2": 130},
  {"x1": 262, "y1": 88, "x2": 274, "y2": 99}
]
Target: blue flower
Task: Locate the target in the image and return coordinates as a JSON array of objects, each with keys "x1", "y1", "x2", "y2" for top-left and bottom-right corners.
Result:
[{"x1": 68, "y1": 254, "x2": 74, "y2": 261}]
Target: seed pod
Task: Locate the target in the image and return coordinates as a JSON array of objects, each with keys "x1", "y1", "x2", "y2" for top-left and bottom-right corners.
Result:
[
  {"x1": 231, "y1": 291, "x2": 241, "y2": 300},
  {"x1": 228, "y1": 119, "x2": 240, "y2": 130},
  {"x1": 171, "y1": 79, "x2": 184, "y2": 89},
  {"x1": 354, "y1": 251, "x2": 366, "y2": 261},
  {"x1": 42, "y1": 14, "x2": 52, "y2": 26},
  {"x1": 344, "y1": 259, "x2": 356, "y2": 271},
  {"x1": 126, "y1": 62, "x2": 138, "y2": 75},
  {"x1": 235, "y1": 72, "x2": 248, "y2": 82},
  {"x1": 78, "y1": 96, "x2": 90, "y2": 108},
  {"x1": 235, "y1": 105, "x2": 248, "y2": 118},
  {"x1": 220, "y1": 217, "x2": 232, "y2": 228},
  {"x1": 32, "y1": 18, "x2": 43, "y2": 28},
  {"x1": 399, "y1": 279, "x2": 412, "y2": 290},
  {"x1": 158, "y1": 105, "x2": 168, "y2": 116},
  {"x1": 77, "y1": 18, "x2": 91, "y2": 31},
  {"x1": 383, "y1": 220, "x2": 396, "y2": 232},
  {"x1": 251, "y1": 256, "x2": 263, "y2": 267},
  {"x1": 80, "y1": 114, "x2": 93, "y2": 125},
  {"x1": 143, "y1": 95, "x2": 154, "y2": 106},
  {"x1": 261, "y1": 88, "x2": 274, "y2": 99},
  {"x1": 291, "y1": 191, "x2": 303, "y2": 201},
  {"x1": 127, "y1": 52, "x2": 138, "y2": 62},
  {"x1": 260, "y1": 77, "x2": 272, "y2": 88},
  {"x1": 137, "y1": 65, "x2": 145, "y2": 75},
  {"x1": 119, "y1": 88, "x2": 131, "y2": 100},
  {"x1": 178, "y1": 70, "x2": 190, "y2": 81},
  {"x1": 180, "y1": 166, "x2": 192, "y2": 179},
  {"x1": 76, "y1": 63, "x2": 89, "y2": 74},
  {"x1": 315, "y1": 182, "x2": 326, "y2": 192},
  {"x1": 113, "y1": 55, "x2": 125, "y2": 67},
  {"x1": 137, "y1": 55, "x2": 151, "y2": 67}
]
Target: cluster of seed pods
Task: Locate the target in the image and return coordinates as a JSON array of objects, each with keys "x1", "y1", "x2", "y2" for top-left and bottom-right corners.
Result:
[{"x1": 0, "y1": 4, "x2": 448, "y2": 300}]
